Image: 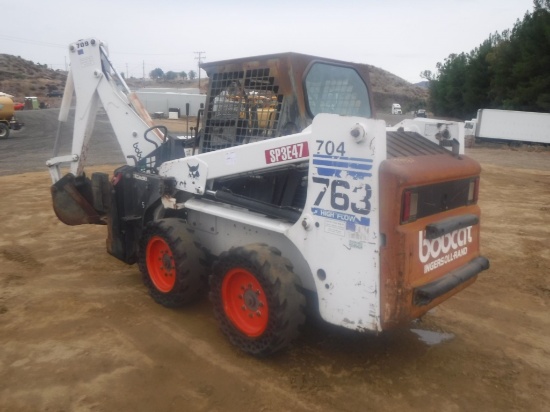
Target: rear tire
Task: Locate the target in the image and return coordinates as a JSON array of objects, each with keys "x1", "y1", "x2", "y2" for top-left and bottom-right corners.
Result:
[
  {"x1": 210, "y1": 244, "x2": 306, "y2": 356},
  {"x1": 0, "y1": 123, "x2": 10, "y2": 139},
  {"x1": 138, "y1": 218, "x2": 205, "y2": 307}
]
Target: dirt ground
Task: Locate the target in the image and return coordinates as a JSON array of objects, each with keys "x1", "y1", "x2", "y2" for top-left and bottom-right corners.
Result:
[{"x1": 1, "y1": 110, "x2": 550, "y2": 411}]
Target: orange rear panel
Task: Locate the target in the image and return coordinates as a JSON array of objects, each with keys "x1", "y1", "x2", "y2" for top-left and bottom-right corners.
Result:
[{"x1": 379, "y1": 153, "x2": 483, "y2": 329}]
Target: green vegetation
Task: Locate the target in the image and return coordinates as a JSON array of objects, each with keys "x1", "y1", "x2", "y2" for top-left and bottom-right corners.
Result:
[
  {"x1": 424, "y1": 0, "x2": 550, "y2": 119},
  {"x1": 149, "y1": 67, "x2": 165, "y2": 80},
  {"x1": 149, "y1": 68, "x2": 195, "y2": 82}
]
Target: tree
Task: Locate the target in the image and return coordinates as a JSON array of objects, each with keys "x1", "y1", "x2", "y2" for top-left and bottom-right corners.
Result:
[
  {"x1": 463, "y1": 39, "x2": 492, "y2": 118},
  {"x1": 419, "y1": 70, "x2": 435, "y2": 81},
  {"x1": 149, "y1": 68, "x2": 165, "y2": 80},
  {"x1": 188, "y1": 70, "x2": 197, "y2": 80},
  {"x1": 534, "y1": 0, "x2": 550, "y2": 12},
  {"x1": 165, "y1": 71, "x2": 177, "y2": 81},
  {"x1": 429, "y1": 53, "x2": 468, "y2": 118},
  {"x1": 426, "y1": 2, "x2": 550, "y2": 117},
  {"x1": 179, "y1": 71, "x2": 188, "y2": 80}
]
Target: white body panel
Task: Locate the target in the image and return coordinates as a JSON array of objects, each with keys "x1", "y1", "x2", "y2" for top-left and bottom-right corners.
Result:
[
  {"x1": 288, "y1": 116, "x2": 385, "y2": 331},
  {"x1": 160, "y1": 114, "x2": 386, "y2": 331},
  {"x1": 475, "y1": 109, "x2": 550, "y2": 144}
]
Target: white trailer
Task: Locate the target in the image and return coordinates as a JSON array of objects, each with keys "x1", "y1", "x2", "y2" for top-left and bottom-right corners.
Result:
[
  {"x1": 391, "y1": 118, "x2": 465, "y2": 155},
  {"x1": 475, "y1": 109, "x2": 550, "y2": 145},
  {"x1": 135, "y1": 90, "x2": 206, "y2": 118}
]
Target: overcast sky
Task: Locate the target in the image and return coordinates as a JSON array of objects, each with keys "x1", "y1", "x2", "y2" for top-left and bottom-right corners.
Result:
[{"x1": 0, "y1": 0, "x2": 535, "y2": 84}]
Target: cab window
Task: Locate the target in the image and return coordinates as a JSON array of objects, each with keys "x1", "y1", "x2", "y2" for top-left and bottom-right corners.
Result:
[{"x1": 304, "y1": 63, "x2": 371, "y2": 118}]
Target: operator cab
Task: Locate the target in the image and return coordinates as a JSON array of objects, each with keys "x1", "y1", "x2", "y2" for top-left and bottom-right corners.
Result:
[{"x1": 198, "y1": 53, "x2": 374, "y2": 153}]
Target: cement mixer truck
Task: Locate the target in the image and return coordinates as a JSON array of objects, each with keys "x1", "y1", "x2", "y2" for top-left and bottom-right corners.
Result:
[{"x1": 0, "y1": 94, "x2": 24, "y2": 139}]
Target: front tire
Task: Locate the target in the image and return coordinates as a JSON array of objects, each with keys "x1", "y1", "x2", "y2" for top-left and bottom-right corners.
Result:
[
  {"x1": 138, "y1": 218, "x2": 205, "y2": 307},
  {"x1": 210, "y1": 244, "x2": 306, "y2": 356}
]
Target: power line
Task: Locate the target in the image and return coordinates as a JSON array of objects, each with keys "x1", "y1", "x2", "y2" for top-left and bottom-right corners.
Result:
[
  {"x1": 0, "y1": 34, "x2": 197, "y2": 63},
  {"x1": 0, "y1": 35, "x2": 200, "y2": 77},
  {"x1": 111, "y1": 50, "x2": 192, "y2": 56},
  {"x1": 0, "y1": 34, "x2": 65, "y2": 49},
  {"x1": 0, "y1": 34, "x2": 194, "y2": 56}
]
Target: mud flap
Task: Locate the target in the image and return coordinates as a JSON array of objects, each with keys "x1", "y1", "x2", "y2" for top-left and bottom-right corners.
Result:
[{"x1": 51, "y1": 173, "x2": 107, "y2": 225}]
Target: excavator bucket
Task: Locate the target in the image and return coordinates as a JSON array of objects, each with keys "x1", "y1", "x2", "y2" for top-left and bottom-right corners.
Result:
[{"x1": 50, "y1": 173, "x2": 106, "y2": 225}]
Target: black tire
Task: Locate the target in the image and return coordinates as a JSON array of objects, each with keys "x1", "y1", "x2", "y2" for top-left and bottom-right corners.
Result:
[
  {"x1": 209, "y1": 244, "x2": 306, "y2": 356},
  {"x1": 0, "y1": 123, "x2": 10, "y2": 139},
  {"x1": 138, "y1": 218, "x2": 206, "y2": 307}
]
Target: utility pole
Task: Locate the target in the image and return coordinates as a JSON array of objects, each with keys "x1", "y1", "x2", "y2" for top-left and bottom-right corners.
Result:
[
  {"x1": 126, "y1": 63, "x2": 129, "y2": 79},
  {"x1": 194, "y1": 51, "x2": 205, "y2": 91}
]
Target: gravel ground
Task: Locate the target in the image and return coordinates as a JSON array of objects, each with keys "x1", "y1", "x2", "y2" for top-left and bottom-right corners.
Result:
[{"x1": 1, "y1": 109, "x2": 549, "y2": 412}]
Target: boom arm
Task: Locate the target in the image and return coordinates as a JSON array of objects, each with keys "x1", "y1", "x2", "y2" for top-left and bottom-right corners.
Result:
[{"x1": 47, "y1": 38, "x2": 162, "y2": 183}]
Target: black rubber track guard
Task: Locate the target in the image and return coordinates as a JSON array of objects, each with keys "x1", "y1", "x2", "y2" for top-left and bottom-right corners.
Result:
[{"x1": 413, "y1": 256, "x2": 490, "y2": 306}]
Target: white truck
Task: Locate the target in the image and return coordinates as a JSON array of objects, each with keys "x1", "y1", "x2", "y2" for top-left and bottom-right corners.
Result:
[
  {"x1": 391, "y1": 103, "x2": 402, "y2": 114},
  {"x1": 475, "y1": 109, "x2": 550, "y2": 145},
  {"x1": 47, "y1": 38, "x2": 489, "y2": 356}
]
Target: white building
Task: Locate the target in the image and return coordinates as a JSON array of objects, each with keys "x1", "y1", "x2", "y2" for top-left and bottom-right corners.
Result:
[{"x1": 135, "y1": 88, "x2": 206, "y2": 118}]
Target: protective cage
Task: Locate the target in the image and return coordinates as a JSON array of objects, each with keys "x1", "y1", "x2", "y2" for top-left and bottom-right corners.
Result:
[
  {"x1": 199, "y1": 53, "x2": 376, "y2": 154},
  {"x1": 202, "y1": 68, "x2": 283, "y2": 151}
]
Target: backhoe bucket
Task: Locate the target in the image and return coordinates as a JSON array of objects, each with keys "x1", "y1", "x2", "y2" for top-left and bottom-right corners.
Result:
[{"x1": 51, "y1": 173, "x2": 105, "y2": 225}]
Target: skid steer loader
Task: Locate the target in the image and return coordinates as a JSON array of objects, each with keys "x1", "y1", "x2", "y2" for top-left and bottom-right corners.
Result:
[{"x1": 47, "y1": 38, "x2": 489, "y2": 356}]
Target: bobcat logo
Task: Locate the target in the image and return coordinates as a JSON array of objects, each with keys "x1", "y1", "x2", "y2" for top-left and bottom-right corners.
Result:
[{"x1": 188, "y1": 163, "x2": 200, "y2": 179}]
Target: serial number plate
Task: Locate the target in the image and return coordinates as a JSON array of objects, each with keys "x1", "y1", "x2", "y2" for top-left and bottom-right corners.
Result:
[{"x1": 265, "y1": 142, "x2": 309, "y2": 164}]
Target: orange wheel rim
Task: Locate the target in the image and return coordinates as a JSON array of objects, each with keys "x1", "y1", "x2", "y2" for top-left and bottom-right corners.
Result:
[
  {"x1": 146, "y1": 236, "x2": 176, "y2": 293},
  {"x1": 221, "y1": 268, "x2": 269, "y2": 337}
]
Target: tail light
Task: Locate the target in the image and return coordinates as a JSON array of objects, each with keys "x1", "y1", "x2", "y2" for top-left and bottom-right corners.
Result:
[
  {"x1": 401, "y1": 189, "x2": 418, "y2": 224},
  {"x1": 467, "y1": 177, "x2": 479, "y2": 204},
  {"x1": 401, "y1": 177, "x2": 479, "y2": 225}
]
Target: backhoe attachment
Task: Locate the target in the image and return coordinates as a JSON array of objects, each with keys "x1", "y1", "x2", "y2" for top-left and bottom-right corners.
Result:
[{"x1": 51, "y1": 173, "x2": 110, "y2": 225}]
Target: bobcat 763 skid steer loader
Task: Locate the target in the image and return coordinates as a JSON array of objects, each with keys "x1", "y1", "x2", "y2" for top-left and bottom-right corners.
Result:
[{"x1": 47, "y1": 38, "x2": 489, "y2": 355}]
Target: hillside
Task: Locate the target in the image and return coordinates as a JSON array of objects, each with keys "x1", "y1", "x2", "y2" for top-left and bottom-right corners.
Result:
[
  {"x1": 0, "y1": 54, "x2": 428, "y2": 113},
  {"x1": 0, "y1": 54, "x2": 67, "y2": 103},
  {"x1": 366, "y1": 64, "x2": 428, "y2": 114}
]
